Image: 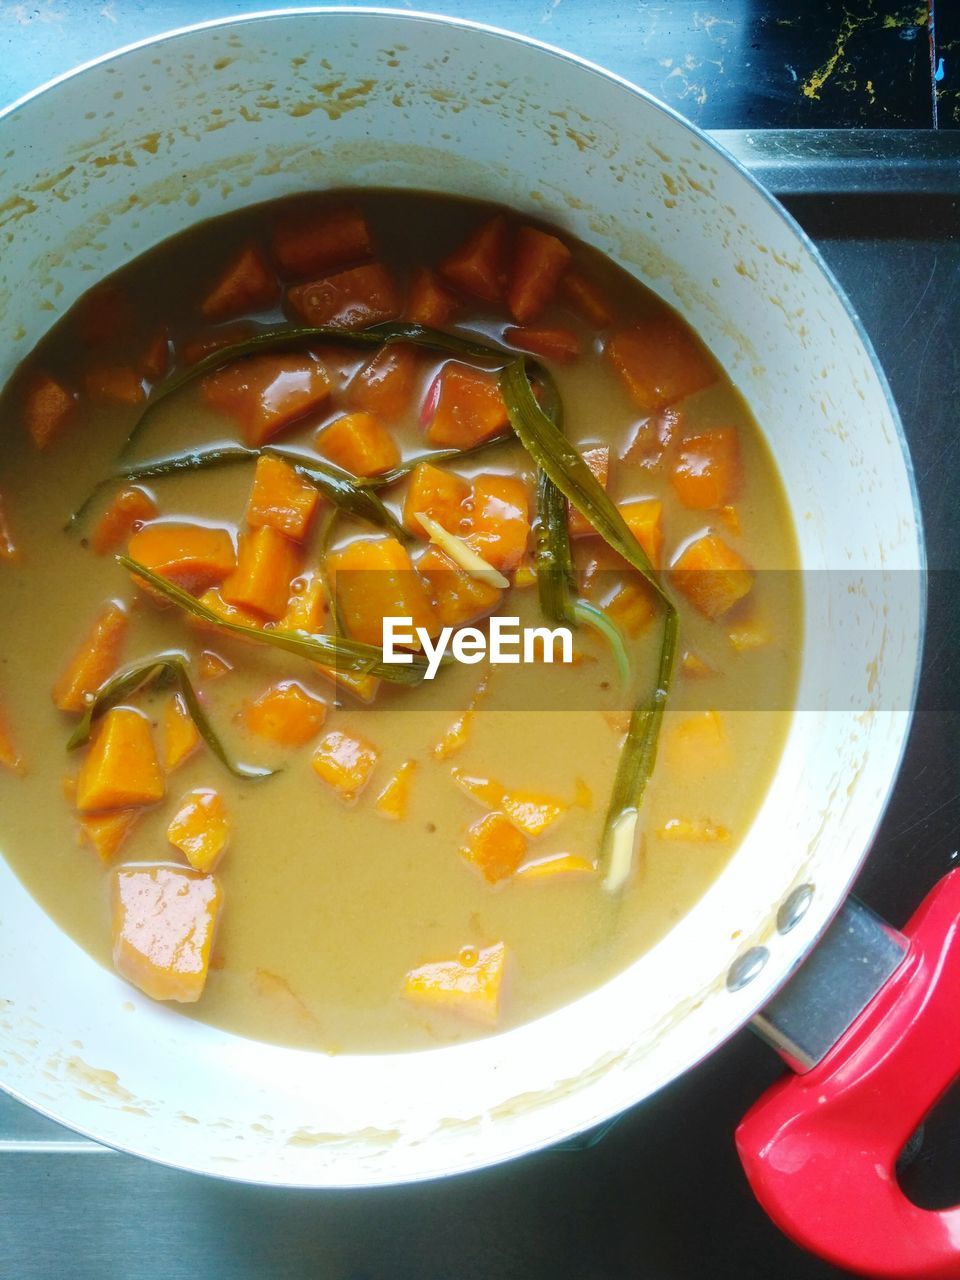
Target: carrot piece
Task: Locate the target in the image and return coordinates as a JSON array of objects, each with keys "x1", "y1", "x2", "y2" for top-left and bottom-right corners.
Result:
[
  {"x1": 202, "y1": 354, "x2": 331, "y2": 447},
  {"x1": 112, "y1": 865, "x2": 221, "y2": 1003},
  {"x1": 440, "y1": 213, "x2": 508, "y2": 303},
  {"x1": 221, "y1": 525, "x2": 300, "y2": 620},
  {"x1": 312, "y1": 728, "x2": 380, "y2": 800},
  {"x1": 568, "y1": 446, "x2": 609, "y2": 538},
  {"x1": 374, "y1": 759, "x2": 416, "y2": 820},
  {"x1": 453, "y1": 772, "x2": 568, "y2": 838},
  {"x1": 76, "y1": 707, "x2": 165, "y2": 812},
  {"x1": 621, "y1": 406, "x2": 684, "y2": 469},
  {"x1": 76, "y1": 285, "x2": 133, "y2": 346},
  {"x1": 0, "y1": 491, "x2": 21, "y2": 563},
  {"x1": 78, "y1": 810, "x2": 140, "y2": 863},
  {"x1": 606, "y1": 314, "x2": 717, "y2": 412},
  {"x1": 287, "y1": 263, "x2": 402, "y2": 329},
  {"x1": 465, "y1": 473, "x2": 531, "y2": 571},
  {"x1": 657, "y1": 817, "x2": 730, "y2": 842},
  {"x1": 316, "y1": 411, "x2": 400, "y2": 477},
  {"x1": 167, "y1": 788, "x2": 230, "y2": 872},
  {"x1": 606, "y1": 581, "x2": 657, "y2": 636},
  {"x1": 0, "y1": 698, "x2": 25, "y2": 775},
  {"x1": 561, "y1": 269, "x2": 615, "y2": 326},
  {"x1": 326, "y1": 537, "x2": 438, "y2": 646},
  {"x1": 282, "y1": 571, "x2": 327, "y2": 633},
  {"x1": 347, "y1": 345, "x2": 419, "y2": 420},
  {"x1": 52, "y1": 601, "x2": 128, "y2": 713},
  {"x1": 403, "y1": 462, "x2": 470, "y2": 535},
  {"x1": 241, "y1": 680, "x2": 327, "y2": 747},
  {"x1": 200, "y1": 244, "x2": 278, "y2": 320},
  {"x1": 503, "y1": 325, "x2": 580, "y2": 363},
  {"x1": 245, "y1": 454, "x2": 320, "y2": 542},
  {"x1": 671, "y1": 534, "x2": 754, "y2": 619},
  {"x1": 507, "y1": 226, "x2": 572, "y2": 323},
  {"x1": 199, "y1": 649, "x2": 233, "y2": 681},
  {"x1": 140, "y1": 331, "x2": 170, "y2": 381},
  {"x1": 273, "y1": 204, "x2": 374, "y2": 277},
  {"x1": 460, "y1": 812, "x2": 527, "y2": 884},
  {"x1": 90, "y1": 486, "x2": 159, "y2": 555},
  {"x1": 127, "y1": 521, "x2": 236, "y2": 594},
  {"x1": 23, "y1": 372, "x2": 76, "y2": 450},
  {"x1": 416, "y1": 544, "x2": 503, "y2": 627},
  {"x1": 618, "y1": 498, "x2": 664, "y2": 569},
  {"x1": 163, "y1": 692, "x2": 201, "y2": 772},
  {"x1": 424, "y1": 362, "x2": 510, "y2": 448},
  {"x1": 671, "y1": 428, "x2": 742, "y2": 510},
  {"x1": 83, "y1": 364, "x2": 146, "y2": 405},
  {"x1": 664, "y1": 710, "x2": 732, "y2": 775},
  {"x1": 313, "y1": 665, "x2": 381, "y2": 705},
  {"x1": 403, "y1": 941, "x2": 508, "y2": 1027},
  {"x1": 516, "y1": 853, "x2": 597, "y2": 881},
  {"x1": 680, "y1": 650, "x2": 717, "y2": 678},
  {"x1": 406, "y1": 266, "x2": 458, "y2": 326},
  {"x1": 180, "y1": 322, "x2": 257, "y2": 367}
]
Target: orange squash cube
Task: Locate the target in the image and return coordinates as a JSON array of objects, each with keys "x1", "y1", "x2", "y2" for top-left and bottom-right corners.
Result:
[
  {"x1": 127, "y1": 521, "x2": 236, "y2": 595},
  {"x1": 78, "y1": 810, "x2": 140, "y2": 863},
  {"x1": 0, "y1": 698, "x2": 24, "y2": 776},
  {"x1": 402, "y1": 941, "x2": 508, "y2": 1027},
  {"x1": 561, "y1": 269, "x2": 615, "y2": 326},
  {"x1": 671, "y1": 534, "x2": 754, "y2": 619},
  {"x1": 416, "y1": 544, "x2": 503, "y2": 627},
  {"x1": 374, "y1": 759, "x2": 416, "y2": 820},
  {"x1": 605, "y1": 581, "x2": 657, "y2": 637},
  {"x1": 193, "y1": 588, "x2": 264, "y2": 635},
  {"x1": 347, "y1": 345, "x2": 419, "y2": 420},
  {"x1": 670, "y1": 428, "x2": 742, "y2": 510},
  {"x1": 316, "y1": 411, "x2": 400, "y2": 477},
  {"x1": 180, "y1": 322, "x2": 257, "y2": 367},
  {"x1": 202, "y1": 354, "x2": 331, "y2": 446},
  {"x1": 112, "y1": 865, "x2": 221, "y2": 1003},
  {"x1": 621, "y1": 405, "x2": 684, "y2": 470},
  {"x1": 568, "y1": 445, "x2": 609, "y2": 538},
  {"x1": 167, "y1": 788, "x2": 230, "y2": 873},
  {"x1": 440, "y1": 213, "x2": 508, "y2": 303},
  {"x1": 83, "y1": 364, "x2": 146, "y2": 405},
  {"x1": 326, "y1": 537, "x2": 437, "y2": 646},
  {"x1": 606, "y1": 314, "x2": 717, "y2": 412},
  {"x1": 657, "y1": 817, "x2": 730, "y2": 843},
  {"x1": 402, "y1": 462, "x2": 470, "y2": 535},
  {"x1": 516, "y1": 853, "x2": 597, "y2": 881},
  {"x1": 507, "y1": 225, "x2": 572, "y2": 323},
  {"x1": 460, "y1": 812, "x2": 528, "y2": 884},
  {"x1": 618, "y1": 498, "x2": 664, "y2": 569},
  {"x1": 425, "y1": 363, "x2": 510, "y2": 448},
  {"x1": 23, "y1": 372, "x2": 76, "y2": 450},
  {"x1": 140, "y1": 331, "x2": 170, "y2": 381},
  {"x1": 312, "y1": 729, "x2": 380, "y2": 800},
  {"x1": 503, "y1": 325, "x2": 580, "y2": 363},
  {"x1": 90, "y1": 486, "x2": 158, "y2": 555},
  {"x1": 313, "y1": 665, "x2": 381, "y2": 705},
  {"x1": 281, "y1": 571, "x2": 327, "y2": 633},
  {"x1": 665, "y1": 710, "x2": 733, "y2": 775},
  {"x1": 272, "y1": 204, "x2": 373, "y2": 277},
  {"x1": 200, "y1": 243, "x2": 278, "y2": 320},
  {"x1": 245, "y1": 454, "x2": 320, "y2": 542},
  {"x1": 465, "y1": 473, "x2": 531, "y2": 571},
  {"x1": 52, "y1": 601, "x2": 128, "y2": 713},
  {"x1": 453, "y1": 771, "x2": 568, "y2": 838},
  {"x1": 162, "y1": 692, "x2": 201, "y2": 772},
  {"x1": 241, "y1": 680, "x2": 327, "y2": 747},
  {"x1": 76, "y1": 707, "x2": 165, "y2": 812},
  {"x1": 287, "y1": 262, "x2": 402, "y2": 328},
  {"x1": 221, "y1": 525, "x2": 300, "y2": 621},
  {"x1": 199, "y1": 649, "x2": 233, "y2": 681},
  {"x1": 406, "y1": 267, "x2": 458, "y2": 326}
]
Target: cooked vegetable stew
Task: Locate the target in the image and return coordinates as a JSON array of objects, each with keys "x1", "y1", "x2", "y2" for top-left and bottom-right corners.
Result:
[{"x1": 0, "y1": 192, "x2": 800, "y2": 1051}]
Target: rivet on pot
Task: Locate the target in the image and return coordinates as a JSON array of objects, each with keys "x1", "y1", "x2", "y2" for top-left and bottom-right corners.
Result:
[
  {"x1": 777, "y1": 883, "x2": 814, "y2": 935},
  {"x1": 727, "y1": 946, "x2": 769, "y2": 993}
]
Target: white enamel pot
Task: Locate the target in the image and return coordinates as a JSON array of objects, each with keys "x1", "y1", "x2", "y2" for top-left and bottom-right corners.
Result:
[{"x1": 0, "y1": 10, "x2": 928, "y2": 1256}]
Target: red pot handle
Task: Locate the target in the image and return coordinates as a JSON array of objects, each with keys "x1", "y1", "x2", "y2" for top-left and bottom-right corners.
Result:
[{"x1": 737, "y1": 869, "x2": 960, "y2": 1278}]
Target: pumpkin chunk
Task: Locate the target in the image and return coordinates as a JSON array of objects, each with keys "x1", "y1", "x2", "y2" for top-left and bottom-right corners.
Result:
[
  {"x1": 140, "y1": 331, "x2": 170, "y2": 381},
  {"x1": 90, "y1": 486, "x2": 158, "y2": 555},
  {"x1": 162, "y1": 692, "x2": 201, "y2": 772},
  {"x1": 327, "y1": 537, "x2": 437, "y2": 646},
  {"x1": 657, "y1": 817, "x2": 730, "y2": 842},
  {"x1": 222, "y1": 525, "x2": 300, "y2": 620},
  {"x1": 374, "y1": 759, "x2": 416, "y2": 820},
  {"x1": 112, "y1": 865, "x2": 221, "y2": 1003},
  {"x1": 465, "y1": 473, "x2": 531, "y2": 571},
  {"x1": 508, "y1": 226, "x2": 572, "y2": 323},
  {"x1": 347, "y1": 345, "x2": 419, "y2": 420},
  {"x1": 671, "y1": 428, "x2": 742, "y2": 510},
  {"x1": 313, "y1": 665, "x2": 381, "y2": 705},
  {"x1": 24, "y1": 372, "x2": 76, "y2": 450},
  {"x1": 618, "y1": 498, "x2": 664, "y2": 569},
  {"x1": 680, "y1": 650, "x2": 717, "y2": 679},
  {"x1": 181, "y1": 322, "x2": 257, "y2": 367},
  {"x1": 202, "y1": 354, "x2": 331, "y2": 446},
  {"x1": 606, "y1": 314, "x2": 717, "y2": 412},
  {"x1": 671, "y1": 533, "x2": 754, "y2": 619},
  {"x1": 402, "y1": 462, "x2": 469, "y2": 535},
  {"x1": 312, "y1": 729, "x2": 380, "y2": 800},
  {"x1": 282, "y1": 571, "x2": 328, "y2": 633},
  {"x1": 245, "y1": 454, "x2": 320, "y2": 541},
  {"x1": 605, "y1": 581, "x2": 657, "y2": 637},
  {"x1": 316, "y1": 411, "x2": 400, "y2": 477},
  {"x1": 83, "y1": 364, "x2": 146, "y2": 405},
  {"x1": 167, "y1": 788, "x2": 230, "y2": 872},
  {"x1": 79, "y1": 810, "x2": 140, "y2": 863},
  {"x1": 460, "y1": 812, "x2": 528, "y2": 884},
  {"x1": 287, "y1": 263, "x2": 401, "y2": 328},
  {"x1": 76, "y1": 707, "x2": 164, "y2": 812},
  {"x1": 127, "y1": 521, "x2": 236, "y2": 594},
  {"x1": 561, "y1": 269, "x2": 615, "y2": 326},
  {"x1": 241, "y1": 680, "x2": 328, "y2": 747},
  {"x1": 621, "y1": 405, "x2": 683, "y2": 470},
  {"x1": 503, "y1": 325, "x2": 580, "y2": 363},
  {"x1": 200, "y1": 243, "x2": 277, "y2": 320},
  {"x1": 416, "y1": 544, "x2": 502, "y2": 627},
  {"x1": 193, "y1": 587, "x2": 264, "y2": 635},
  {"x1": 402, "y1": 941, "x2": 508, "y2": 1027},
  {"x1": 453, "y1": 771, "x2": 567, "y2": 838},
  {"x1": 440, "y1": 214, "x2": 507, "y2": 303},
  {"x1": 406, "y1": 266, "x2": 458, "y2": 326},
  {"x1": 664, "y1": 710, "x2": 732, "y2": 775},
  {"x1": 0, "y1": 698, "x2": 25, "y2": 775},
  {"x1": 52, "y1": 601, "x2": 128, "y2": 713},
  {"x1": 516, "y1": 853, "x2": 597, "y2": 881},
  {"x1": 0, "y1": 491, "x2": 22, "y2": 562},
  {"x1": 273, "y1": 204, "x2": 373, "y2": 277},
  {"x1": 199, "y1": 649, "x2": 233, "y2": 681},
  {"x1": 424, "y1": 363, "x2": 509, "y2": 448},
  {"x1": 568, "y1": 446, "x2": 609, "y2": 538}
]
